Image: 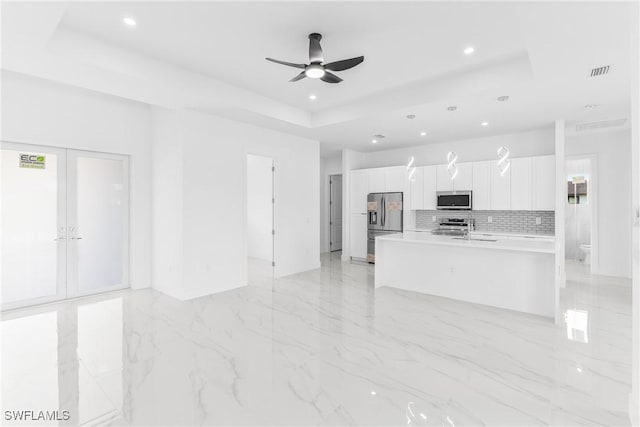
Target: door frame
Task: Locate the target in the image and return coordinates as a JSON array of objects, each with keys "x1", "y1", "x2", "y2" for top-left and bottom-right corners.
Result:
[
  {"x1": 1, "y1": 141, "x2": 131, "y2": 311},
  {"x1": 565, "y1": 153, "x2": 598, "y2": 275},
  {"x1": 329, "y1": 174, "x2": 343, "y2": 252},
  {"x1": 243, "y1": 152, "x2": 275, "y2": 280}
]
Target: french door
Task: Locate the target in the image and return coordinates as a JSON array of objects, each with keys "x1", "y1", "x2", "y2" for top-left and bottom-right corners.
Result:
[{"x1": 1, "y1": 142, "x2": 130, "y2": 310}]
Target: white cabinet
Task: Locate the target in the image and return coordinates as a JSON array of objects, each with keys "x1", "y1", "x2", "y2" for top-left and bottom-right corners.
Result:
[
  {"x1": 532, "y1": 155, "x2": 555, "y2": 211},
  {"x1": 385, "y1": 167, "x2": 406, "y2": 193},
  {"x1": 409, "y1": 167, "x2": 424, "y2": 210},
  {"x1": 472, "y1": 161, "x2": 491, "y2": 210},
  {"x1": 350, "y1": 213, "x2": 368, "y2": 259},
  {"x1": 510, "y1": 157, "x2": 532, "y2": 210},
  {"x1": 490, "y1": 160, "x2": 511, "y2": 210},
  {"x1": 370, "y1": 166, "x2": 405, "y2": 194},
  {"x1": 436, "y1": 165, "x2": 454, "y2": 191},
  {"x1": 349, "y1": 170, "x2": 369, "y2": 214},
  {"x1": 423, "y1": 165, "x2": 437, "y2": 210},
  {"x1": 369, "y1": 169, "x2": 386, "y2": 193},
  {"x1": 436, "y1": 163, "x2": 471, "y2": 192},
  {"x1": 454, "y1": 162, "x2": 473, "y2": 191}
]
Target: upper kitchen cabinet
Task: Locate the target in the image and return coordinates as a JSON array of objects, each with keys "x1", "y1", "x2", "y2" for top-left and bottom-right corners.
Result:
[
  {"x1": 370, "y1": 166, "x2": 406, "y2": 194},
  {"x1": 436, "y1": 165, "x2": 454, "y2": 192},
  {"x1": 454, "y1": 162, "x2": 473, "y2": 191},
  {"x1": 423, "y1": 165, "x2": 437, "y2": 210},
  {"x1": 369, "y1": 168, "x2": 386, "y2": 193},
  {"x1": 490, "y1": 160, "x2": 511, "y2": 210},
  {"x1": 385, "y1": 166, "x2": 406, "y2": 193},
  {"x1": 532, "y1": 155, "x2": 555, "y2": 211},
  {"x1": 349, "y1": 169, "x2": 369, "y2": 214},
  {"x1": 409, "y1": 167, "x2": 424, "y2": 210},
  {"x1": 510, "y1": 157, "x2": 532, "y2": 210},
  {"x1": 472, "y1": 161, "x2": 491, "y2": 210}
]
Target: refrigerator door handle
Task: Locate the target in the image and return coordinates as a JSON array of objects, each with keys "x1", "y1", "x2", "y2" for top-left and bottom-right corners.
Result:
[{"x1": 381, "y1": 197, "x2": 386, "y2": 227}]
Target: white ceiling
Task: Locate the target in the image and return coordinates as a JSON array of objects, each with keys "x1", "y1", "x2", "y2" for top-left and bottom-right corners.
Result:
[{"x1": 1, "y1": 1, "x2": 634, "y2": 155}]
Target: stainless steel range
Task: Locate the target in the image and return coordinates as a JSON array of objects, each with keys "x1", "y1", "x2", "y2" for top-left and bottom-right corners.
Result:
[{"x1": 430, "y1": 217, "x2": 475, "y2": 236}]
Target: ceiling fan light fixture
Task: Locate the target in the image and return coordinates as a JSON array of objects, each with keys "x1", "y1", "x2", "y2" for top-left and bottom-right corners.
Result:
[{"x1": 305, "y1": 64, "x2": 325, "y2": 79}]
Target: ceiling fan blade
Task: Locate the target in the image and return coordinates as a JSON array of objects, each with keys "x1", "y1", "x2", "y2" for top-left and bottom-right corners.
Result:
[
  {"x1": 266, "y1": 57, "x2": 306, "y2": 69},
  {"x1": 309, "y1": 35, "x2": 324, "y2": 63},
  {"x1": 320, "y1": 71, "x2": 343, "y2": 84},
  {"x1": 324, "y1": 56, "x2": 364, "y2": 72},
  {"x1": 289, "y1": 71, "x2": 307, "y2": 82}
]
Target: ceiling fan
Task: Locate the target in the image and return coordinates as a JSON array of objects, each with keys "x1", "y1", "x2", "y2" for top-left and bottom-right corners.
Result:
[{"x1": 266, "y1": 33, "x2": 364, "y2": 84}]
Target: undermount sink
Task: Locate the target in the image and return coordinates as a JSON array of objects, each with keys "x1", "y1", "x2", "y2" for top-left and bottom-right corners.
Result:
[{"x1": 452, "y1": 237, "x2": 498, "y2": 242}]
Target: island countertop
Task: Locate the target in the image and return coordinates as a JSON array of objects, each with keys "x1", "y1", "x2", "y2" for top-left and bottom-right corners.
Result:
[{"x1": 376, "y1": 231, "x2": 555, "y2": 254}]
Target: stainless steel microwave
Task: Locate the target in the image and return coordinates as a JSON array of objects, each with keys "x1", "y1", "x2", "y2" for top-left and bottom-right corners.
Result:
[{"x1": 436, "y1": 191, "x2": 472, "y2": 210}]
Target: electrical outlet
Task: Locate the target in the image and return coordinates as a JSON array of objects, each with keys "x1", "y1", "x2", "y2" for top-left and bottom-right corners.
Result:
[
  {"x1": 536, "y1": 217, "x2": 542, "y2": 225},
  {"x1": 432, "y1": 216, "x2": 437, "y2": 222},
  {"x1": 487, "y1": 216, "x2": 492, "y2": 223}
]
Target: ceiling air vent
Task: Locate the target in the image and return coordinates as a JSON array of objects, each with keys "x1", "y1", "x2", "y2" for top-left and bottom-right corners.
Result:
[
  {"x1": 590, "y1": 65, "x2": 610, "y2": 77},
  {"x1": 575, "y1": 118, "x2": 627, "y2": 132}
]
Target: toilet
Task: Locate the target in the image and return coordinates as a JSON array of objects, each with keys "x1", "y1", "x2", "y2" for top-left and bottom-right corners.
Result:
[{"x1": 579, "y1": 244, "x2": 591, "y2": 265}]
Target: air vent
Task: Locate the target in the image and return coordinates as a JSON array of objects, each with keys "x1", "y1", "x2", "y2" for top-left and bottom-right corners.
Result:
[
  {"x1": 575, "y1": 118, "x2": 627, "y2": 132},
  {"x1": 373, "y1": 134, "x2": 386, "y2": 139},
  {"x1": 590, "y1": 65, "x2": 610, "y2": 77}
]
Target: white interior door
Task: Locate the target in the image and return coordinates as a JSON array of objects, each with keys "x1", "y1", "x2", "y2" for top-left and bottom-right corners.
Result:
[
  {"x1": 67, "y1": 150, "x2": 129, "y2": 298},
  {"x1": 1, "y1": 143, "x2": 130, "y2": 310},
  {"x1": 330, "y1": 175, "x2": 343, "y2": 251},
  {"x1": 1, "y1": 143, "x2": 67, "y2": 310}
]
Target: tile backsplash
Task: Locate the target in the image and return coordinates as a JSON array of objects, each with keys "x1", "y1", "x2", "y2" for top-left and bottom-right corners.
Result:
[{"x1": 415, "y1": 210, "x2": 555, "y2": 235}]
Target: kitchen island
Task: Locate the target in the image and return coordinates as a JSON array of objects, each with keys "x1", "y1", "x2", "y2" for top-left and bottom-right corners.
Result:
[{"x1": 374, "y1": 231, "x2": 556, "y2": 317}]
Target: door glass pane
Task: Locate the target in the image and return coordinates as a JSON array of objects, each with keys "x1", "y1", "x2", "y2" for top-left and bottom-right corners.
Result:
[
  {"x1": 76, "y1": 157, "x2": 125, "y2": 292},
  {"x1": 1, "y1": 149, "x2": 59, "y2": 303}
]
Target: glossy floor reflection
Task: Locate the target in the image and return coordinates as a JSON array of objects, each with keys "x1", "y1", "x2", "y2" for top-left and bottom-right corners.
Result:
[{"x1": 1, "y1": 255, "x2": 632, "y2": 426}]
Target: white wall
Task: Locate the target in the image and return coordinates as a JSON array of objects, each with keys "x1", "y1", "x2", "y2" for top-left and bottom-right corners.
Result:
[
  {"x1": 151, "y1": 108, "x2": 320, "y2": 300},
  {"x1": 320, "y1": 154, "x2": 342, "y2": 253},
  {"x1": 567, "y1": 129, "x2": 632, "y2": 278},
  {"x1": 247, "y1": 154, "x2": 273, "y2": 261},
  {"x1": 1, "y1": 71, "x2": 152, "y2": 289}
]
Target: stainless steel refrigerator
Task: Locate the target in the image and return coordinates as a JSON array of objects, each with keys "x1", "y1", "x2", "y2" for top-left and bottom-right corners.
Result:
[{"x1": 367, "y1": 192, "x2": 403, "y2": 263}]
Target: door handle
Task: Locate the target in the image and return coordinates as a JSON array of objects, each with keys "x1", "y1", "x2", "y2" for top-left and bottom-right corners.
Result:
[
  {"x1": 53, "y1": 237, "x2": 67, "y2": 241},
  {"x1": 69, "y1": 237, "x2": 83, "y2": 240}
]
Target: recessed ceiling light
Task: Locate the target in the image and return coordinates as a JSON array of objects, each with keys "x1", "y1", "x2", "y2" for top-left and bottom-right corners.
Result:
[
  {"x1": 497, "y1": 96, "x2": 509, "y2": 102},
  {"x1": 447, "y1": 106, "x2": 457, "y2": 111},
  {"x1": 464, "y1": 46, "x2": 475, "y2": 55},
  {"x1": 309, "y1": 94, "x2": 317, "y2": 100},
  {"x1": 420, "y1": 131, "x2": 427, "y2": 136},
  {"x1": 481, "y1": 122, "x2": 489, "y2": 126},
  {"x1": 123, "y1": 16, "x2": 137, "y2": 27},
  {"x1": 372, "y1": 139, "x2": 378, "y2": 144}
]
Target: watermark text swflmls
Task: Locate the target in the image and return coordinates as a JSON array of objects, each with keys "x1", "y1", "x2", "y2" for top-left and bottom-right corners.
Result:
[{"x1": 4, "y1": 410, "x2": 70, "y2": 422}]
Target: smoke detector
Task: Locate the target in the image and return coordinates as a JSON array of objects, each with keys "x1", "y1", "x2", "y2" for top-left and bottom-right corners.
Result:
[
  {"x1": 447, "y1": 106, "x2": 457, "y2": 111},
  {"x1": 589, "y1": 65, "x2": 610, "y2": 77},
  {"x1": 406, "y1": 114, "x2": 416, "y2": 119},
  {"x1": 575, "y1": 118, "x2": 627, "y2": 132}
]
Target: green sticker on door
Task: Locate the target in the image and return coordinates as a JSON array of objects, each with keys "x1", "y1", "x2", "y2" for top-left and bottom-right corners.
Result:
[{"x1": 19, "y1": 154, "x2": 46, "y2": 169}]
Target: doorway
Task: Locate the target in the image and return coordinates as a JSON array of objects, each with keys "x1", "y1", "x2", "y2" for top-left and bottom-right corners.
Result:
[
  {"x1": 565, "y1": 156, "x2": 597, "y2": 274},
  {"x1": 246, "y1": 154, "x2": 274, "y2": 282},
  {"x1": 1, "y1": 142, "x2": 130, "y2": 310},
  {"x1": 329, "y1": 174, "x2": 342, "y2": 252}
]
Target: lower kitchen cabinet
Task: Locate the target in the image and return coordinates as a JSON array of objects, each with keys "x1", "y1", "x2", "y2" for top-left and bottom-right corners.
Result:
[{"x1": 350, "y1": 213, "x2": 368, "y2": 259}]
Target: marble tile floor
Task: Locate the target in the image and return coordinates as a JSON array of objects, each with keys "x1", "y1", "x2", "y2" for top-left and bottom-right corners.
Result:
[{"x1": 1, "y1": 255, "x2": 632, "y2": 426}]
